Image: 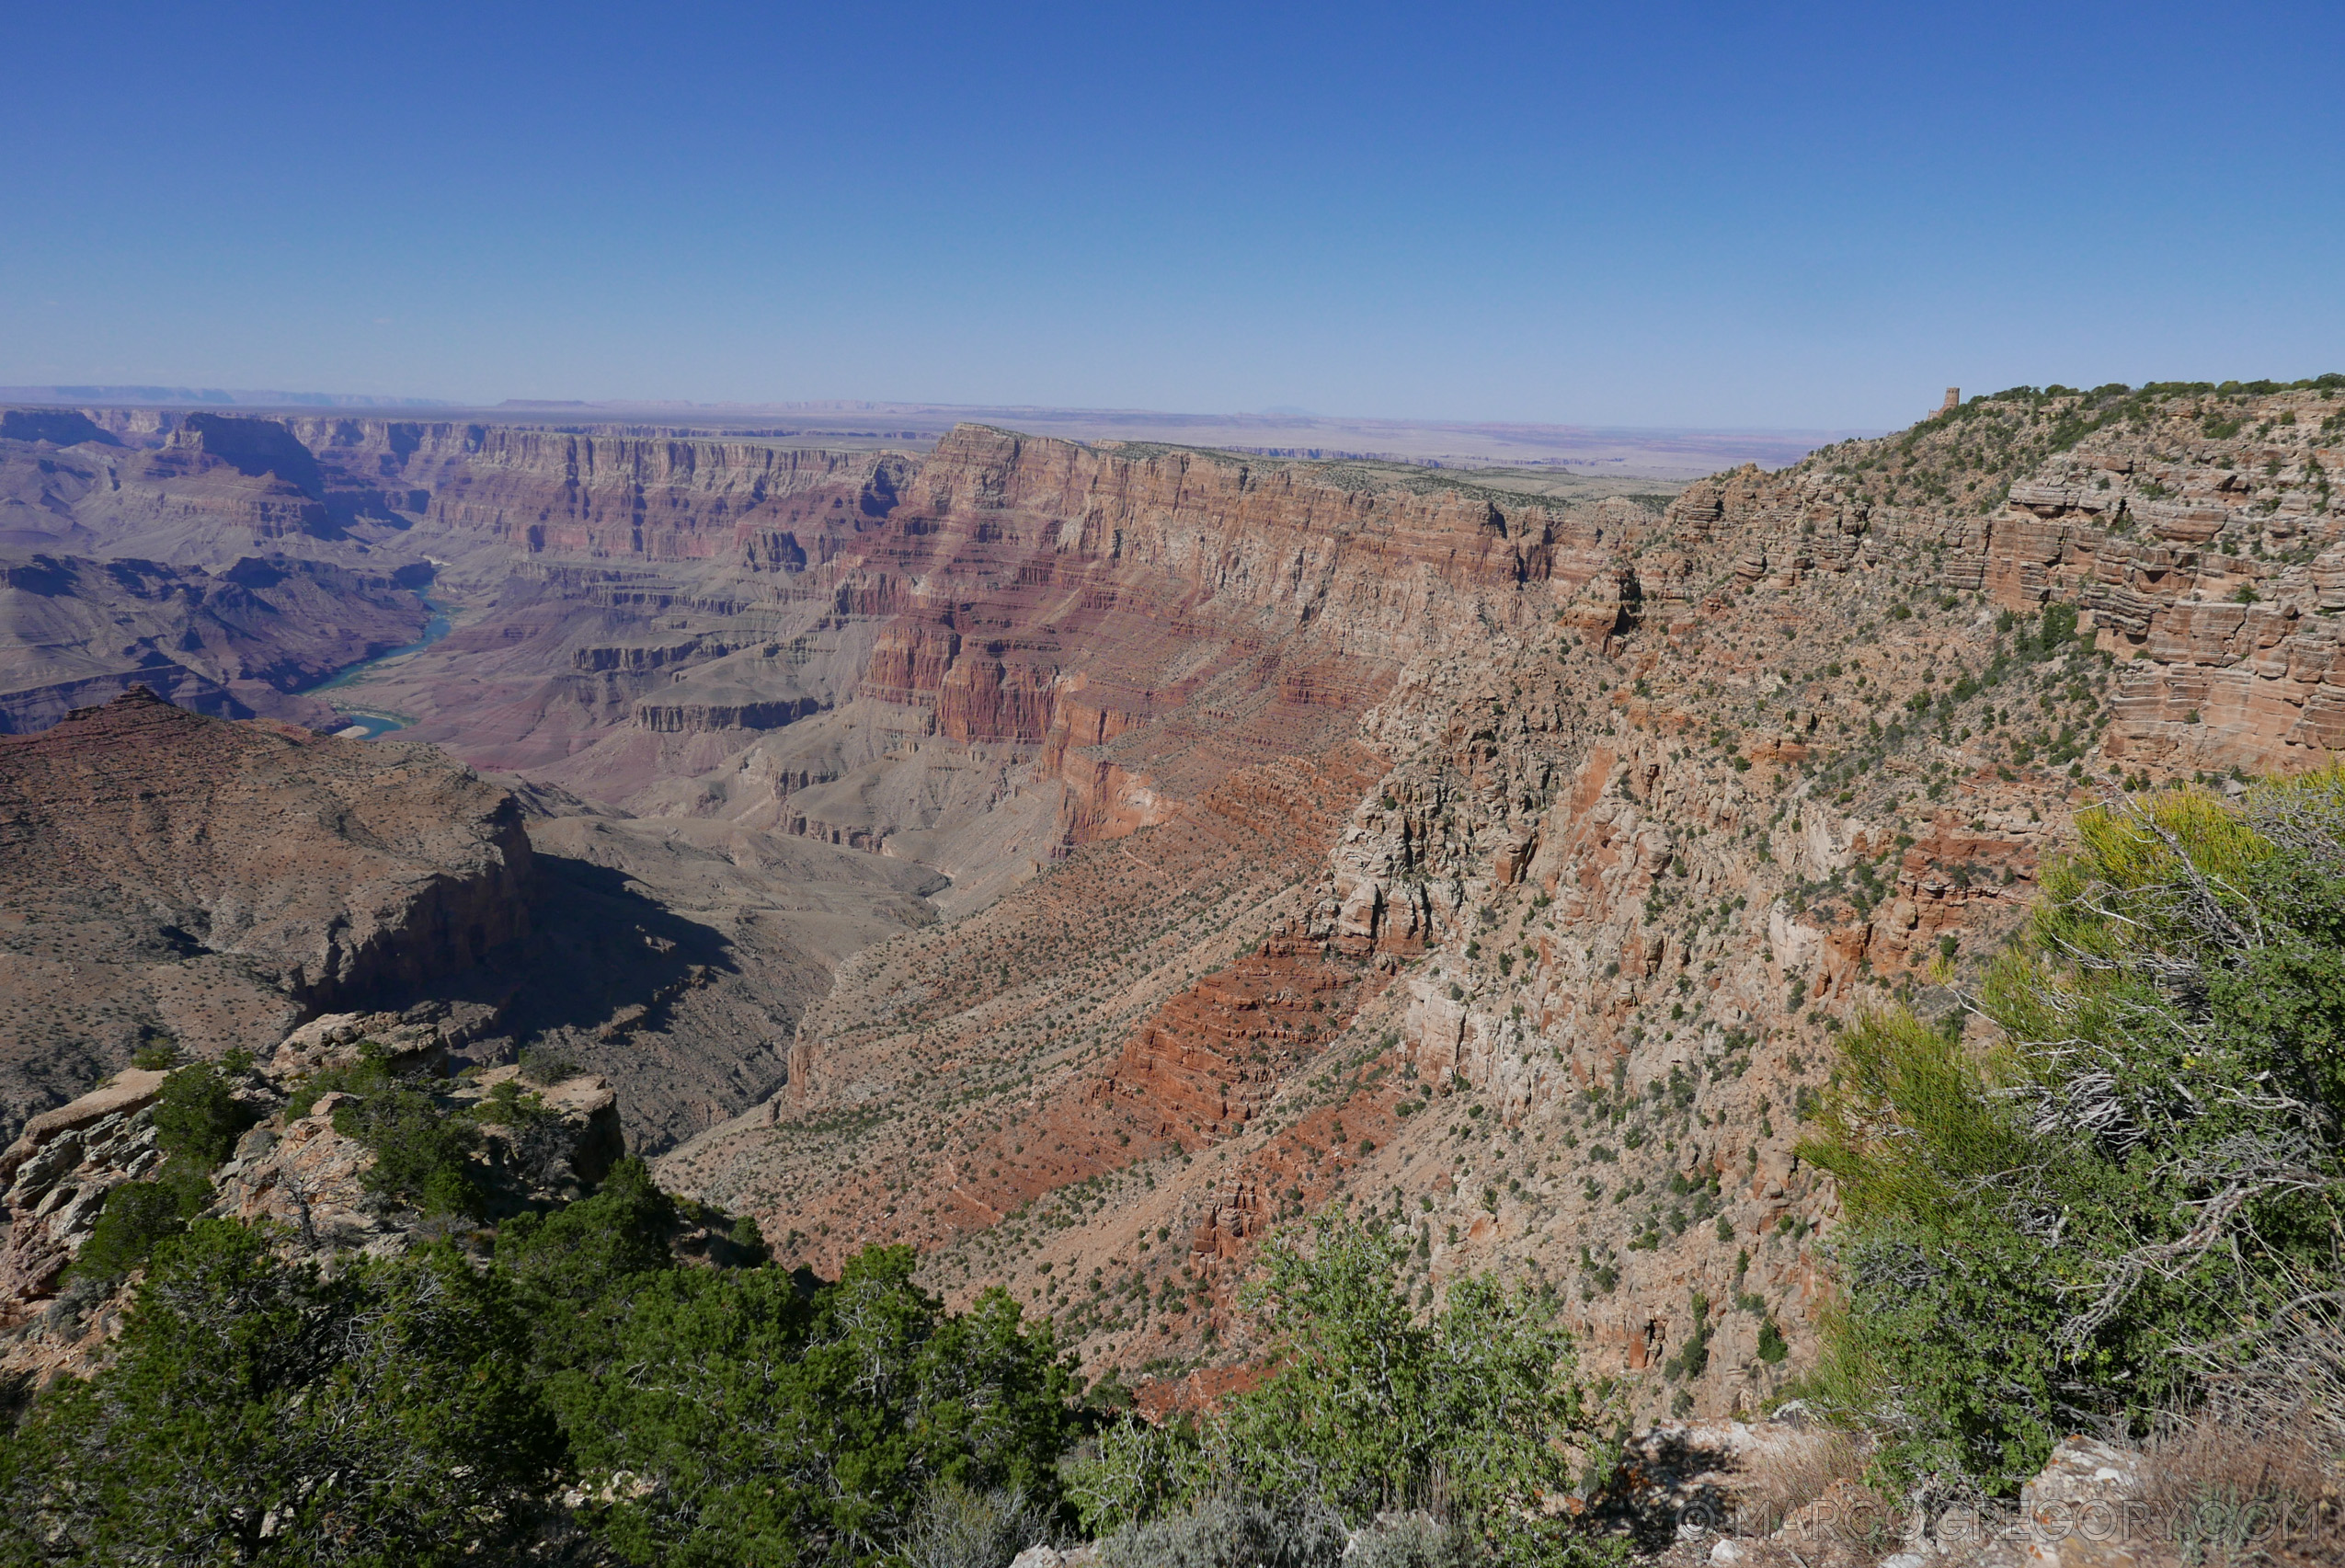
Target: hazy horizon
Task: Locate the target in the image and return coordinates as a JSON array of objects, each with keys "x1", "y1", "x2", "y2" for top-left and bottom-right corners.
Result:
[{"x1": 0, "y1": 383, "x2": 1882, "y2": 437}]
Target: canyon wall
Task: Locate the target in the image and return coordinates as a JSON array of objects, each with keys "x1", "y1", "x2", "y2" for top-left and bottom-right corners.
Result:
[
  {"x1": 656, "y1": 383, "x2": 2345, "y2": 1425},
  {"x1": 8, "y1": 384, "x2": 2344, "y2": 1428}
]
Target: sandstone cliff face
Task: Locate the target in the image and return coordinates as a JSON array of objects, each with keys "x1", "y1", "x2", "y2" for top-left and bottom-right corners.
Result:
[
  {"x1": 0, "y1": 1070, "x2": 171, "y2": 1307},
  {"x1": 0, "y1": 691, "x2": 533, "y2": 1139},
  {"x1": 653, "y1": 384, "x2": 2345, "y2": 1427}
]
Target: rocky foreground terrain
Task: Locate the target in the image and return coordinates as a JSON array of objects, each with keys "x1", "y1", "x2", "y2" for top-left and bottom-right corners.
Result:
[{"x1": 3, "y1": 378, "x2": 2343, "y2": 1439}]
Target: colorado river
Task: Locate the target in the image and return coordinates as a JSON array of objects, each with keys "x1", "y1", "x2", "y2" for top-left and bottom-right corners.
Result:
[{"x1": 300, "y1": 598, "x2": 452, "y2": 738}]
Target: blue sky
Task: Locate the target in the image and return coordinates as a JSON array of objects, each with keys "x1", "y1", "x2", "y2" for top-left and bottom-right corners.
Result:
[{"x1": 2, "y1": 1, "x2": 2339, "y2": 427}]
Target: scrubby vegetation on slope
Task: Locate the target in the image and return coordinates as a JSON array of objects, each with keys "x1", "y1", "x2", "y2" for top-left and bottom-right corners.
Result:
[
  {"x1": 1802, "y1": 767, "x2": 2345, "y2": 1501},
  {"x1": 2, "y1": 1160, "x2": 1079, "y2": 1565},
  {"x1": 2, "y1": 1073, "x2": 1640, "y2": 1566},
  {"x1": 1072, "y1": 1215, "x2": 1623, "y2": 1567},
  {"x1": 1798, "y1": 373, "x2": 2345, "y2": 520}
]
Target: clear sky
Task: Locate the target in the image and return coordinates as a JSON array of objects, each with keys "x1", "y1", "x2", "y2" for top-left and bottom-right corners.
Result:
[{"x1": 2, "y1": 1, "x2": 2339, "y2": 428}]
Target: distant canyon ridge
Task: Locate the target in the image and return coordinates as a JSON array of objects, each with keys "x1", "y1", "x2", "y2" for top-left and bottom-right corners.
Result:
[{"x1": 2, "y1": 376, "x2": 2339, "y2": 1423}]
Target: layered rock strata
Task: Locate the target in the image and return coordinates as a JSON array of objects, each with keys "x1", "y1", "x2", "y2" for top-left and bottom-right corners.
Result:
[
  {"x1": 0, "y1": 550, "x2": 429, "y2": 733},
  {"x1": 12, "y1": 384, "x2": 2345, "y2": 1432},
  {"x1": 658, "y1": 383, "x2": 2345, "y2": 1426}
]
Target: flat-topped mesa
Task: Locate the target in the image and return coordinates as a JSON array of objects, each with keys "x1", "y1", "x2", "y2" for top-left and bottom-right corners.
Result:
[
  {"x1": 0, "y1": 690, "x2": 534, "y2": 1136},
  {"x1": 634, "y1": 695, "x2": 825, "y2": 734}
]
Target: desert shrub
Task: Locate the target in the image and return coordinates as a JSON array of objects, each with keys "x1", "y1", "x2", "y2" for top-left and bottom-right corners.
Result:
[
  {"x1": 497, "y1": 1155, "x2": 679, "y2": 1374},
  {"x1": 282, "y1": 1047, "x2": 395, "y2": 1120},
  {"x1": 1348, "y1": 1512, "x2": 1481, "y2": 1568},
  {"x1": 1066, "y1": 1402, "x2": 1205, "y2": 1533},
  {"x1": 727, "y1": 1212, "x2": 771, "y2": 1263},
  {"x1": 518, "y1": 1047, "x2": 580, "y2": 1086},
  {"x1": 2145, "y1": 1414, "x2": 2339, "y2": 1563},
  {"x1": 473, "y1": 1075, "x2": 551, "y2": 1126},
  {"x1": 332, "y1": 1083, "x2": 485, "y2": 1219},
  {"x1": 474, "y1": 1074, "x2": 610, "y2": 1195},
  {"x1": 129, "y1": 1039, "x2": 180, "y2": 1070},
  {"x1": 66, "y1": 1159, "x2": 212, "y2": 1284},
  {"x1": 1098, "y1": 1494, "x2": 1348, "y2": 1568},
  {"x1": 1, "y1": 1219, "x2": 561, "y2": 1564},
  {"x1": 1733, "y1": 1429, "x2": 1868, "y2": 1534},
  {"x1": 151, "y1": 1061, "x2": 259, "y2": 1166},
  {"x1": 1802, "y1": 773, "x2": 2345, "y2": 1493},
  {"x1": 898, "y1": 1481, "x2": 1056, "y2": 1568},
  {"x1": 560, "y1": 1245, "x2": 1079, "y2": 1567},
  {"x1": 1075, "y1": 1217, "x2": 1622, "y2": 1565}
]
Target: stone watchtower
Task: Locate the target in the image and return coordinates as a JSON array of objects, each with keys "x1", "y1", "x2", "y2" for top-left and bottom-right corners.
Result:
[{"x1": 1939, "y1": 387, "x2": 1961, "y2": 417}]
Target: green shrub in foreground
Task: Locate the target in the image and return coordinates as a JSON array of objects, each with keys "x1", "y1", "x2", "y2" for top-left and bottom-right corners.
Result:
[
  {"x1": 71, "y1": 1061, "x2": 261, "y2": 1284},
  {"x1": 558, "y1": 1244, "x2": 1079, "y2": 1567},
  {"x1": 1802, "y1": 772, "x2": 2345, "y2": 1494},
  {"x1": 3, "y1": 1220, "x2": 561, "y2": 1565},
  {"x1": 67, "y1": 1160, "x2": 212, "y2": 1285}
]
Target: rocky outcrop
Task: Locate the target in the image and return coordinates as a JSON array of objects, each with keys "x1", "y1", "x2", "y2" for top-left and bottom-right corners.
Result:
[
  {"x1": 634, "y1": 694, "x2": 823, "y2": 734},
  {"x1": 206, "y1": 1065, "x2": 623, "y2": 1252},
  {"x1": 0, "y1": 1033, "x2": 626, "y2": 1386},
  {"x1": 0, "y1": 1070, "x2": 170, "y2": 1302},
  {"x1": 1661, "y1": 383, "x2": 2345, "y2": 774},
  {"x1": 0, "y1": 691, "x2": 533, "y2": 1138}
]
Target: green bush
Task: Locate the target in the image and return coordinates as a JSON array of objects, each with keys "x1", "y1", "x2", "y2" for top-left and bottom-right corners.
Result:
[
  {"x1": 151, "y1": 1062, "x2": 258, "y2": 1166},
  {"x1": 67, "y1": 1160, "x2": 212, "y2": 1284},
  {"x1": 129, "y1": 1039, "x2": 180, "y2": 1070},
  {"x1": 498, "y1": 1156, "x2": 679, "y2": 1376},
  {"x1": 561, "y1": 1245, "x2": 1078, "y2": 1567},
  {"x1": 1802, "y1": 772, "x2": 2345, "y2": 1493},
  {"x1": 2, "y1": 1220, "x2": 561, "y2": 1564},
  {"x1": 332, "y1": 1083, "x2": 486, "y2": 1219},
  {"x1": 10, "y1": 1197, "x2": 1075, "y2": 1567},
  {"x1": 282, "y1": 1047, "x2": 395, "y2": 1120},
  {"x1": 1074, "y1": 1218, "x2": 1622, "y2": 1565},
  {"x1": 69, "y1": 1060, "x2": 257, "y2": 1285}
]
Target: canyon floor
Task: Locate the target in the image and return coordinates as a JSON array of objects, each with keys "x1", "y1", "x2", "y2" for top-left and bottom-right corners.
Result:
[{"x1": 3, "y1": 377, "x2": 2341, "y2": 1425}]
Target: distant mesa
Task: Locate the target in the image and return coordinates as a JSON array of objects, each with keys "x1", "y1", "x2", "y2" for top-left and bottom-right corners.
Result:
[
  {"x1": 0, "y1": 408, "x2": 115, "y2": 447},
  {"x1": 183, "y1": 411, "x2": 326, "y2": 495}
]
